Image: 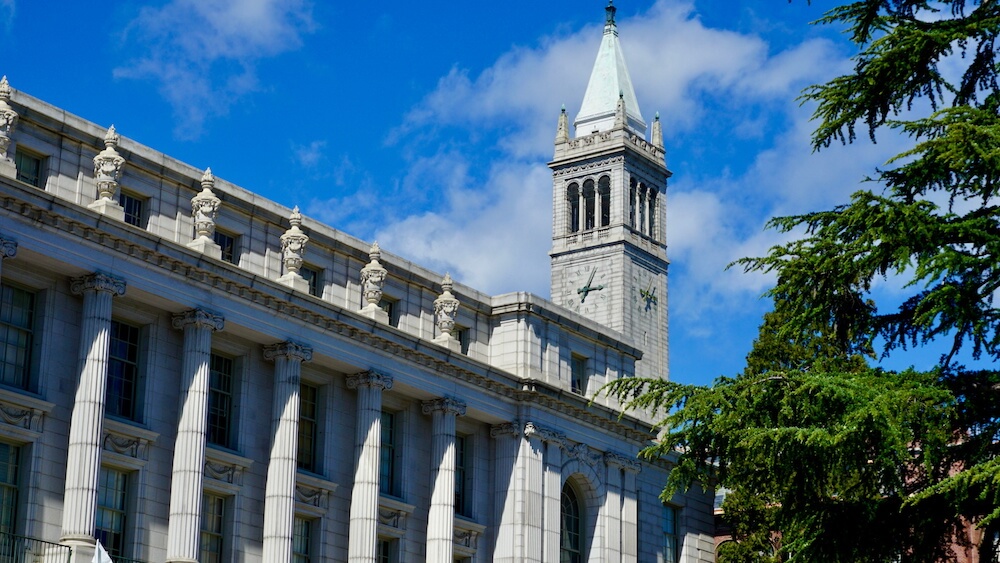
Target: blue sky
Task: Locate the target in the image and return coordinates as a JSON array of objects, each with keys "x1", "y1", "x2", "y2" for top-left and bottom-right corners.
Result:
[{"x1": 1, "y1": 0, "x2": 956, "y2": 386}]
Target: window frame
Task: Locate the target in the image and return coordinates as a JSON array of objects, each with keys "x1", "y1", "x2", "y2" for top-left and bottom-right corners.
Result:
[
  {"x1": 297, "y1": 382, "x2": 320, "y2": 473},
  {"x1": 207, "y1": 352, "x2": 236, "y2": 450},
  {"x1": 379, "y1": 410, "x2": 401, "y2": 498},
  {"x1": 454, "y1": 433, "x2": 472, "y2": 518},
  {"x1": 570, "y1": 354, "x2": 587, "y2": 395},
  {"x1": 213, "y1": 229, "x2": 238, "y2": 265},
  {"x1": 377, "y1": 296, "x2": 400, "y2": 328},
  {"x1": 106, "y1": 319, "x2": 143, "y2": 422},
  {"x1": 200, "y1": 492, "x2": 227, "y2": 563},
  {"x1": 292, "y1": 515, "x2": 314, "y2": 563},
  {"x1": 118, "y1": 190, "x2": 147, "y2": 228},
  {"x1": 0, "y1": 282, "x2": 36, "y2": 391},
  {"x1": 95, "y1": 466, "x2": 130, "y2": 559},
  {"x1": 663, "y1": 504, "x2": 680, "y2": 563},
  {"x1": 0, "y1": 441, "x2": 21, "y2": 535},
  {"x1": 299, "y1": 264, "x2": 322, "y2": 298},
  {"x1": 560, "y1": 481, "x2": 584, "y2": 563},
  {"x1": 13, "y1": 147, "x2": 44, "y2": 188}
]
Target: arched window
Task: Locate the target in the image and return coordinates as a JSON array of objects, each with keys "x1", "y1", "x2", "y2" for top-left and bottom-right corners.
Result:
[
  {"x1": 567, "y1": 183, "x2": 580, "y2": 233},
  {"x1": 638, "y1": 183, "x2": 647, "y2": 235},
  {"x1": 598, "y1": 175, "x2": 611, "y2": 227},
  {"x1": 648, "y1": 190, "x2": 657, "y2": 239},
  {"x1": 561, "y1": 482, "x2": 583, "y2": 563},
  {"x1": 628, "y1": 178, "x2": 637, "y2": 228},
  {"x1": 583, "y1": 180, "x2": 596, "y2": 230}
]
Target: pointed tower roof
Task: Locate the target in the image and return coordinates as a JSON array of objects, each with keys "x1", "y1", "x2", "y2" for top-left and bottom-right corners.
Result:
[{"x1": 574, "y1": 1, "x2": 647, "y2": 137}]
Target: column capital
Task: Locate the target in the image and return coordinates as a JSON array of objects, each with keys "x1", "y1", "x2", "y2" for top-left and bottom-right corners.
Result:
[
  {"x1": 0, "y1": 236, "x2": 16, "y2": 259},
  {"x1": 490, "y1": 421, "x2": 521, "y2": 439},
  {"x1": 263, "y1": 341, "x2": 313, "y2": 363},
  {"x1": 421, "y1": 396, "x2": 466, "y2": 417},
  {"x1": 171, "y1": 308, "x2": 225, "y2": 332},
  {"x1": 605, "y1": 451, "x2": 642, "y2": 473},
  {"x1": 524, "y1": 421, "x2": 566, "y2": 444},
  {"x1": 346, "y1": 369, "x2": 393, "y2": 391},
  {"x1": 70, "y1": 272, "x2": 126, "y2": 297}
]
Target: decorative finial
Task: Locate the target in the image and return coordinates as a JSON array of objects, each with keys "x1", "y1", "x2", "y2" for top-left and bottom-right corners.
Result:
[
  {"x1": 0, "y1": 76, "x2": 17, "y2": 159},
  {"x1": 201, "y1": 167, "x2": 215, "y2": 188},
  {"x1": 606, "y1": 1, "x2": 617, "y2": 26},
  {"x1": 652, "y1": 111, "x2": 664, "y2": 149},
  {"x1": 104, "y1": 125, "x2": 120, "y2": 149},
  {"x1": 279, "y1": 206, "x2": 309, "y2": 280},
  {"x1": 289, "y1": 205, "x2": 303, "y2": 227},
  {"x1": 556, "y1": 104, "x2": 571, "y2": 144},
  {"x1": 360, "y1": 241, "x2": 389, "y2": 317},
  {"x1": 433, "y1": 273, "x2": 461, "y2": 350}
]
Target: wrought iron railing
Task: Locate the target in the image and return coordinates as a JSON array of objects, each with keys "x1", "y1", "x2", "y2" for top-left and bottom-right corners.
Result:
[{"x1": 0, "y1": 532, "x2": 72, "y2": 563}]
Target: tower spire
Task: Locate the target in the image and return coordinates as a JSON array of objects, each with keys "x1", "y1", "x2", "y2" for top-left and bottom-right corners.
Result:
[{"x1": 574, "y1": 1, "x2": 646, "y2": 136}]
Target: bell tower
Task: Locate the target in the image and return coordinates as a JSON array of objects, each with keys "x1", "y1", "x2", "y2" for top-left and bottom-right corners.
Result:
[{"x1": 549, "y1": 1, "x2": 671, "y2": 380}]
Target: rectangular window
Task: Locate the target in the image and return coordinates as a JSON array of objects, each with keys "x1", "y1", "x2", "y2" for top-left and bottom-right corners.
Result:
[
  {"x1": 455, "y1": 435, "x2": 470, "y2": 517},
  {"x1": 106, "y1": 320, "x2": 141, "y2": 421},
  {"x1": 200, "y1": 493, "x2": 225, "y2": 563},
  {"x1": 292, "y1": 516, "x2": 313, "y2": 563},
  {"x1": 14, "y1": 149, "x2": 42, "y2": 187},
  {"x1": 377, "y1": 297, "x2": 399, "y2": 327},
  {"x1": 0, "y1": 443, "x2": 19, "y2": 535},
  {"x1": 95, "y1": 467, "x2": 128, "y2": 558},
  {"x1": 377, "y1": 538, "x2": 396, "y2": 563},
  {"x1": 119, "y1": 192, "x2": 146, "y2": 228},
  {"x1": 207, "y1": 353, "x2": 234, "y2": 449},
  {"x1": 570, "y1": 355, "x2": 587, "y2": 395},
  {"x1": 213, "y1": 230, "x2": 237, "y2": 264},
  {"x1": 379, "y1": 411, "x2": 399, "y2": 497},
  {"x1": 0, "y1": 284, "x2": 34, "y2": 390},
  {"x1": 456, "y1": 326, "x2": 470, "y2": 355},
  {"x1": 297, "y1": 383, "x2": 318, "y2": 473},
  {"x1": 663, "y1": 505, "x2": 679, "y2": 563},
  {"x1": 300, "y1": 266, "x2": 321, "y2": 297}
]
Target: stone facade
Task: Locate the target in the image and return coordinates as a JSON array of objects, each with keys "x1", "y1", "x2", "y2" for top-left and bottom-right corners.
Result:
[{"x1": 0, "y1": 7, "x2": 715, "y2": 563}]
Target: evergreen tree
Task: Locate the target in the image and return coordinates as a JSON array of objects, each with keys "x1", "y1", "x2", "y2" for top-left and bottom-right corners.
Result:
[{"x1": 605, "y1": 1, "x2": 1000, "y2": 560}]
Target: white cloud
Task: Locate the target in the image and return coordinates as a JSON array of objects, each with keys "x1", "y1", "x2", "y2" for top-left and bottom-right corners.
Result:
[
  {"x1": 114, "y1": 0, "x2": 315, "y2": 138},
  {"x1": 293, "y1": 140, "x2": 327, "y2": 168},
  {"x1": 0, "y1": 0, "x2": 13, "y2": 31}
]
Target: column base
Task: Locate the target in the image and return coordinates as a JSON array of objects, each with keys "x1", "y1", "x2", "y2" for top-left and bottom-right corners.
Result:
[
  {"x1": 88, "y1": 198, "x2": 125, "y2": 221},
  {"x1": 433, "y1": 334, "x2": 462, "y2": 352},
  {"x1": 187, "y1": 236, "x2": 222, "y2": 260},
  {"x1": 278, "y1": 272, "x2": 309, "y2": 292},
  {"x1": 359, "y1": 303, "x2": 390, "y2": 324},
  {"x1": 0, "y1": 158, "x2": 15, "y2": 180}
]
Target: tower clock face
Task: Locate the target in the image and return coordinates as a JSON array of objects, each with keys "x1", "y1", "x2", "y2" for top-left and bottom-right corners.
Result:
[
  {"x1": 562, "y1": 264, "x2": 608, "y2": 313},
  {"x1": 632, "y1": 271, "x2": 659, "y2": 313}
]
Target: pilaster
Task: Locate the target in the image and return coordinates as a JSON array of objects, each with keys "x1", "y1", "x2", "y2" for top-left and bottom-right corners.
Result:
[
  {"x1": 166, "y1": 309, "x2": 224, "y2": 563},
  {"x1": 61, "y1": 273, "x2": 126, "y2": 548},
  {"x1": 422, "y1": 397, "x2": 466, "y2": 561},
  {"x1": 346, "y1": 370, "x2": 393, "y2": 563},
  {"x1": 490, "y1": 421, "x2": 521, "y2": 563},
  {"x1": 262, "y1": 341, "x2": 313, "y2": 563}
]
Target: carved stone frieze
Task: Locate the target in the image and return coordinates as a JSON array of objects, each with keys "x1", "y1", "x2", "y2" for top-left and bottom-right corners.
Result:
[
  {"x1": 205, "y1": 461, "x2": 244, "y2": 485},
  {"x1": 552, "y1": 156, "x2": 625, "y2": 179},
  {"x1": 490, "y1": 421, "x2": 521, "y2": 439},
  {"x1": 295, "y1": 484, "x2": 329, "y2": 508},
  {"x1": 605, "y1": 451, "x2": 642, "y2": 473},
  {"x1": 0, "y1": 404, "x2": 34, "y2": 429},
  {"x1": 102, "y1": 430, "x2": 150, "y2": 460},
  {"x1": 523, "y1": 421, "x2": 565, "y2": 444}
]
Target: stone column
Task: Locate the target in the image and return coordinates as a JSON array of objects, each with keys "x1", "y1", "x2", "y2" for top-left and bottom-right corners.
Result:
[
  {"x1": 61, "y1": 273, "x2": 126, "y2": 547},
  {"x1": 0, "y1": 235, "x2": 17, "y2": 280},
  {"x1": 262, "y1": 341, "x2": 313, "y2": 563},
  {"x1": 520, "y1": 423, "x2": 545, "y2": 563},
  {"x1": 542, "y1": 435, "x2": 564, "y2": 563},
  {"x1": 422, "y1": 397, "x2": 466, "y2": 562},
  {"x1": 621, "y1": 462, "x2": 641, "y2": 562},
  {"x1": 491, "y1": 421, "x2": 521, "y2": 563},
  {"x1": 346, "y1": 370, "x2": 393, "y2": 563},
  {"x1": 604, "y1": 454, "x2": 629, "y2": 562},
  {"x1": 166, "y1": 309, "x2": 225, "y2": 563}
]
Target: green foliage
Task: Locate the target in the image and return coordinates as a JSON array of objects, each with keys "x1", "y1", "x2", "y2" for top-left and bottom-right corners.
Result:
[{"x1": 603, "y1": 0, "x2": 1000, "y2": 560}]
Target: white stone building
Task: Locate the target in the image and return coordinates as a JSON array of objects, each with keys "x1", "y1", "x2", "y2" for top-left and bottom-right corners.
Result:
[{"x1": 0, "y1": 4, "x2": 715, "y2": 563}]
